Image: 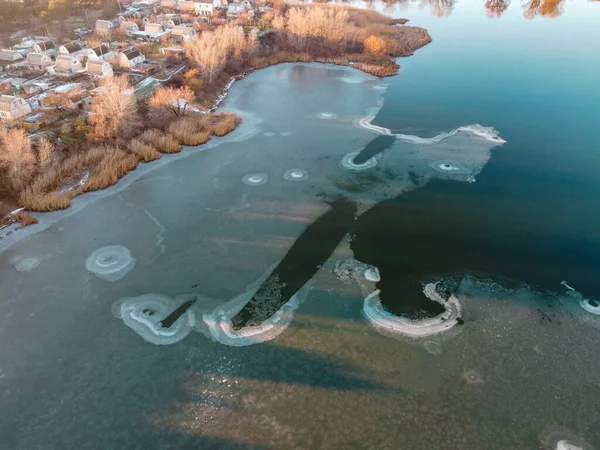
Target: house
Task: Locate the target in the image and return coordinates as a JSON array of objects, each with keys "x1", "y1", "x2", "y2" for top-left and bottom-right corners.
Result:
[
  {"x1": 0, "y1": 49, "x2": 24, "y2": 65},
  {"x1": 58, "y1": 42, "x2": 85, "y2": 57},
  {"x1": 171, "y1": 26, "x2": 196, "y2": 42},
  {"x1": 194, "y1": 0, "x2": 214, "y2": 15},
  {"x1": 160, "y1": 0, "x2": 179, "y2": 9},
  {"x1": 55, "y1": 55, "x2": 83, "y2": 75},
  {"x1": 96, "y1": 20, "x2": 114, "y2": 35},
  {"x1": 120, "y1": 21, "x2": 140, "y2": 34},
  {"x1": 119, "y1": 48, "x2": 146, "y2": 68},
  {"x1": 177, "y1": 1, "x2": 196, "y2": 13},
  {"x1": 86, "y1": 44, "x2": 115, "y2": 61},
  {"x1": 145, "y1": 23, "x2": 164, "y2": 33},
  {"x1": 32, "y1": 40, "x2": 57, "y2": 55},
  {"x1": 86, "y1": 59, "x2": 113, "y2": 78},
  {"x1": 0, "y1": 95, "x2": 32, "y2": 120},
  {"x1": 227, "y1": 2, "x2": 246, "y2": 17},
  {"x1": 26, "y1": 52, "x2": 53, "y2": 71}
]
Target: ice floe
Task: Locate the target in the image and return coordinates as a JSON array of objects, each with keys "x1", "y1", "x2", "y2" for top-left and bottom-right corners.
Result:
[
  {"x1": 85, "y1": 245, "x2": 135, "y2": 282},
  {"x1": 242, "y1": 173, "x2": 268, "y2": 186},
  {"x1": 283, "y1": 169, "x2": 309, "y2": 182},
  {"x1": 10, "y1": 256, "x2": 41, "y2": 272},
  {"x1": 113, "y1": 293, "x2": 195, "y2": 345},
  {"x1": 341, "y1": 152, "x2": 378, "y2": 171},
  {"x1": 363, "y1": 282, "x2": 462, "y2": 338},
  {"x1": 201, "y1": 284, "x2": 307, "y2": 347},
  {"x1": 318, "y1": 112, "x2": 337, "y2": 119}
]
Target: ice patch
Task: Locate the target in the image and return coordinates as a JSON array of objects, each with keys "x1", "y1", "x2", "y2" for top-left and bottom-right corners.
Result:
[
  {"x1": 364, "y1": 267, "x2": 380, "y2": 282},
  {"x1": 318, "y1": 112, "x2": 337, "y2": 119},
  {"x1": 264, "y1": 132, "x2": 275, "y2": 137},
  {"x1": 579, "y1": 297, "x2": 600, "y2": 315},
  {"x1": 340, "y1": 74, "x2": 365, "y2": 84},
  {"x1": 341, "y1": 152, "x2": 378, "y2": 171},
  {"x1": 283, "y1": 169, "x2": 309, "y2": 182},
  {"x1": 363, "y1": 282, "x2": 463, "y2": 338},
  {"x1": 356, "y1": 112, "x2": 506, "y2": 145},
  {"x1": 201, "y1": 285, "x2": 306, "y2": 347},
  {"x1": 555, "y1": 441, "x2": 583, "y2": 450},
  {"x1": 560, "y1": 280, "x2": 576, "y2": 291},
  {"x1": 242, "y1": 173, "x2": 268, "y2": 186},
  {"x1": 429, "y1": 159, "x2": 472, "y2": 175},
  {"x1": 85, "y1": 245, "x2": 135, "y2": 282},
  {"x1": 113, "y1": 293, "x2": 195, "y2": 345},
  {"x1": 10, "y1": 256, "x2": 41, "y2": 272},
  {"x1": 280, "y1": 131, "x2": 293, "y2": 137}
]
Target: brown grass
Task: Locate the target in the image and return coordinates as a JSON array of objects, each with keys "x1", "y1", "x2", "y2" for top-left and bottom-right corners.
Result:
[
  {"x1": 13, "y1": 211, "x2": 38, "y2": 228},
  {"x1": 168, "y1": 118, "x2": 212, "y2": 146},
  {"x1": 211, "y1": 114, "x2": 240, "y2": 137},
  {"x1": 84, "y1": 147, "x2": 140, "y2": 192},
  {"x1": 19, "y1": 190, "x2": 74, "y2": 212},
  {"x1": 129, "y1": 138, "x2": 162, "y2": 163},
  {"x1": 139, "y1": 129, "x2": 182, "y2": 154}
]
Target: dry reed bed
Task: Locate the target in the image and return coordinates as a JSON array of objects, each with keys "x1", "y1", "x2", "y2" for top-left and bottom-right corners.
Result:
[{"x1": 18, "y1": 113, "x2": 239, "y2": 212}]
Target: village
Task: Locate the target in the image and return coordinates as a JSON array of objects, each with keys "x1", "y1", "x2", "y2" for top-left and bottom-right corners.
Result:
[{"x1": 0, "y1": 0, "x2": 271, "y2": 128}]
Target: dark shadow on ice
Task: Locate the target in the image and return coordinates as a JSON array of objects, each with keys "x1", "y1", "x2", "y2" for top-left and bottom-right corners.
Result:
[
  {"x1": 231, "y1": 198, "x2": 357, "y2": 329},
  {"x1": 352, "y1": 135, "x2": 396, "y2": 165}
]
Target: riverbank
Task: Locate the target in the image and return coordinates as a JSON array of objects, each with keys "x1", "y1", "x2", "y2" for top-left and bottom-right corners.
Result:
[{"x1": 0, "y1": 5, "x2": 431, "y2": 231}]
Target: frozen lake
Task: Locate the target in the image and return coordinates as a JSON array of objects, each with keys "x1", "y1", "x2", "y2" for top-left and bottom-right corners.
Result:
[{"x1": 1, "y1": 1, "x2": 600, "y2": 446}]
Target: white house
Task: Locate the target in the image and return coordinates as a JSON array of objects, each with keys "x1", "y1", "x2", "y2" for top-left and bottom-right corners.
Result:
[
  {"x1": 145, "y1": 23, "x2": 164, "y2": 33},
  {"x1": 86, "y1": 59, "x2": 113, "y2": 78},
  {"x1": 160, "y1": 0, "x2": 179, "y2": 9},
  {"x1": 0, "y1": 49, "x2": 24, "y2": 64},
  {"x1": 0, "y1": 95, "x2": 32, "y2": 120},
  {"x1": 119, "y1": 48, "x2": 146, "y2": 68},
  {"x1": 32, "y1": 40, "x2": 57, "y2": 55},
  {"x1": 58, "y1": 42, "x2": 85, "y2": 57},
  {"x1": 227, "y1": 2, "x2": 246, "y2": 17},
  {"x1": 120, "y1": 21, "x2": 140, "y2": 34},
  {"x1": 96, "y1": 20, "x2": 114, "y2": 35},
  {"x1": 26, "y1": 52, "x2": 53, "y2": 71},
  {"x1": 177, "y1": 1, "x2": 196, "y2": 13},
  {"x1": 86, "y1": 44, "x2": 115, "y2": 61},
  {"x1": 194, "y1": 0, "x2": 214, "y2": 15},
  {"x1": 171, "y1": 26, "x2": 196, "y2": 42},
  {"x1": 55, "y1": 55, "x2": 83, "y2": 75}
]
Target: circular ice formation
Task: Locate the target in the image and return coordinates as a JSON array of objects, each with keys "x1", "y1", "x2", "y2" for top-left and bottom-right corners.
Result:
[
  {"x1": 363, "y1": 282, "x2": 462, "y2": 338},
  {"x1": 85, "y1": 245, "x2": 135, "y2": 282},
  {"x1": 114, "y1": 294, "x2": 195, "y2": 345},
  {"x1": 318, "y1": 112, "x2": 336, "y2": 119},
  {"x1": 429, "y1": 159, "x2": 472, "y2": 175},
  {"x1": 264, "y1": 132, "x2": 275, "y2": 137},
  {"x1": 283, "y1": 169, "x2": 309, "y2": 182},
  {"x1": 364, "y1": 267, "x2": 380, "y2": 282},
  {"x1": 463, "y1": 369, "x2": 484, "y2": 385},
  {"x1": 280, "y1": 131, "x2": 293, "y2": 137},
  {"x1": 579, "y1": 297, "x2": 600, "y2": 315},
  {"x1": 242, "y1": 173, "x2": 268, "y2": 187},
  {"x1": 556, "y1": 441, "x2": 583, "y2": 450},
  {"x1": 202, "y1": 287, "x2": 304, "y2": 347},
  {"x1": 341, "y1": 152, "x2": 378, "y2": 171},
  {"x1": 10, "y1": 256, "x2": 41, "y2": 272}
]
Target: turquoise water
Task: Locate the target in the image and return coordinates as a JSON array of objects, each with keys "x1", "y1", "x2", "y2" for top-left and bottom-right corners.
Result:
[{"x1": 365, "y1": 0, "x2": 600, "y2": 299}]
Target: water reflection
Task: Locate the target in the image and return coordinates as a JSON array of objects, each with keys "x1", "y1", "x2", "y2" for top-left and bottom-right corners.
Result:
[
  {"x1": 523, "y1": 0, "x2": 565, "y2": 18},
  {"x1": 318, "y1": 0, "x2": 575, "y2": 18},
  {"x1": 484, "y1": 0, "x2": 511, "y2": 17}
]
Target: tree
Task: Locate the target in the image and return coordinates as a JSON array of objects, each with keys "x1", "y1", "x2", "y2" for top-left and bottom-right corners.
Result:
[
  {"x1": 37, "y1": 137, "x2": 54, "y2": 167},
  {"x1": 149, "y1": 86, "x2": 195, "y2": 118},
  {"x1": 43, "y1": 92, "x2": 71, "y2": 111},
  {"x1": 88, "y1": 75, "x2": 140, "y2": 140},
  {"x1": 363, "y1": 35, "x2": 387, "y2": 55},
  {"x1": 0, "y1": 128, "x2": 37, "y2": 191}
]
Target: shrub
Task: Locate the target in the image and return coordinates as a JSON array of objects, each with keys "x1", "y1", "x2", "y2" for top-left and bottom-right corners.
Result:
[
  {"x1": 129, "y1": 139, "x2": 162, "y2": 162},
  {"x1": 139, "y1": 129, "x2": 181, "y2": 154},
  {"x1": 212, "y1": 114, "x2": 240, "y2": 136},
  {"x1": 168, "y1": 118, "x2": 211, "y2": 146},
  {"x1": 13, "y1": 211, "x2": 38, "y2": 227},
  {"x1": 19, "y1": 190, "x2": 73, "y2": 212}
]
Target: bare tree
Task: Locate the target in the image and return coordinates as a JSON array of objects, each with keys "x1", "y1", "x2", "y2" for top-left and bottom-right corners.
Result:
[
  {"x1": 149, "y1": 86, "x2": 196, "y2": 118},
  {"x1": 88, "y1": 75, "x2": 140, "y2": 140},
  {"x1": 37, "y1": 137, "x2": 54, "y2": 167},
  {"x1": 0, "y1": 128, "x2": 37, "y2": 191}
]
